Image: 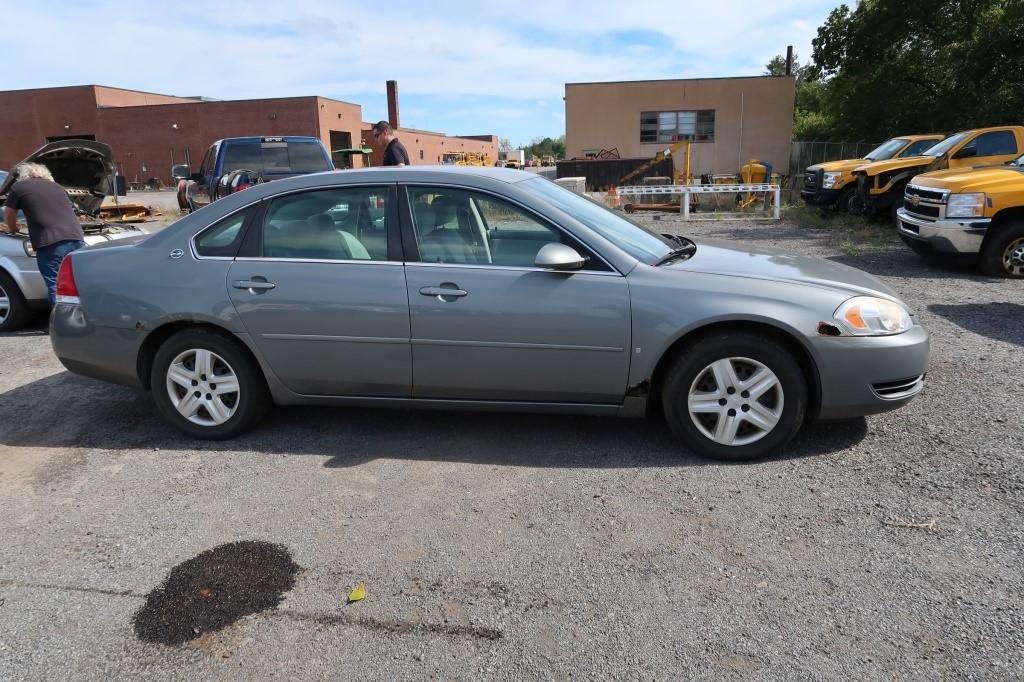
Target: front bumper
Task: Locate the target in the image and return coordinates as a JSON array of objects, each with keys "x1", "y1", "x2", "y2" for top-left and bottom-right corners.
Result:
[
  {"x1": 896, "y1": 208, "x2": 989, "y2": 255},
  {"x1": 813, "y1": 324, "x2": 930, "y2": 420},
  {"x1": 800, "y1": 187, "x2": 840, "y2": 206}
]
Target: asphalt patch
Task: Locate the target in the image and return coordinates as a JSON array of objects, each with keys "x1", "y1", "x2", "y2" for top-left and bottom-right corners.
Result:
[{"x1": 133, "y1": 540, "x2": 298, "y2": 646}]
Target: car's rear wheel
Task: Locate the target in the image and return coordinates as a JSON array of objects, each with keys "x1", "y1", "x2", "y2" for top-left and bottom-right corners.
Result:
[
  {"x1": 979, "y1": 221, "x2": 1024, "y2": 278},
  {"x1": 151, "y1": 329, "x2": 270, "y2": 439},
  {"x1": 0, "y1": 270, "x2": 31, "y2": 333},
  {"x1": 662, "y1": 332, "x2": 807, "y2": 461}
]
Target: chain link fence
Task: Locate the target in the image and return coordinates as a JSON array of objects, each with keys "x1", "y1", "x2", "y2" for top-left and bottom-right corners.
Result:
[{"x1": 785, "y1": 141, "x2": 881, "y2": 203}]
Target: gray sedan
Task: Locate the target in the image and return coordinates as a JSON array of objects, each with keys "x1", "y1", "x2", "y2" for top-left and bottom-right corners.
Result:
[{"x1": 50, "y1": 167, "x2": 929, "y2": 460}]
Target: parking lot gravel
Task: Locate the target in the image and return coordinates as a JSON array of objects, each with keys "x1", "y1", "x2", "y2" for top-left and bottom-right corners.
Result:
[{"x1": 0, "y1": 214, "x2": 1021, "y2": 680}]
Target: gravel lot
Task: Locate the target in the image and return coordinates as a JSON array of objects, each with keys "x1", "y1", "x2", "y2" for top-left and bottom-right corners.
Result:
[{"x1": 0, "y1": 214, "x2": 1021, "y2": 680}]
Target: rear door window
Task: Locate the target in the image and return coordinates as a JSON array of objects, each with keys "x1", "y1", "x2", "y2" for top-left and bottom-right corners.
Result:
[
  {"x1": 194, "y1": 207, "x2": 253, "y2": 257},
  {"x1": 974, "y1": 131, "x2": 1017, "y2": 157},
  {"x1": 261, "y1": 187, "x2": 391, "y2": 261}
]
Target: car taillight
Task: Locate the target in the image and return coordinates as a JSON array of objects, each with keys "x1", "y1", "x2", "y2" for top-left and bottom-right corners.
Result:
[
  {"x1": 235, "y1": 182, "x2": 251, "y2": 192},
  {"x1": 55, "y1": 255, "x2": 80, "y2": 304},
  {"x1": 376, "y1": 197, "x2": 385, "y2": 209}
]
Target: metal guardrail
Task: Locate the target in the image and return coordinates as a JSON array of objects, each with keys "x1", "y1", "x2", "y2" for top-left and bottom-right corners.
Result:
[{"x1": 617, "y1": 184, "x2": 782, "y2": 219}]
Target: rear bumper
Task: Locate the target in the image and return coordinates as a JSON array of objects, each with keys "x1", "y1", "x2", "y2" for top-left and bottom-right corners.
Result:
[
  {"x1": 50, "y1": 304, "x2": 144, "y2": 388},
  {"x1": 896, "y1": 209, "x2": 989, "y2": 255},
  {"x1": 813, "y1": 325, "x2": 930, "y2": 420}
]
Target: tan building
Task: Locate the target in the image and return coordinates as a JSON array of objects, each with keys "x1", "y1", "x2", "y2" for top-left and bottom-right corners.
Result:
[{"x1": 565, "y1": 76, "x2": 796, "y2": 176}]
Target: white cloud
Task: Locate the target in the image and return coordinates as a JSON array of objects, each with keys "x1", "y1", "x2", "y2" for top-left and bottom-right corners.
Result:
[{"x1": 0, "y1": 1, "x2": 841, "y2": 140}]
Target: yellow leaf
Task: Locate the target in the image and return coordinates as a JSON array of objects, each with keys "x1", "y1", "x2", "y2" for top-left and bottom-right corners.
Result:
[{"x1": 347, "y1": 582, "x2": 366, "y2": 603}]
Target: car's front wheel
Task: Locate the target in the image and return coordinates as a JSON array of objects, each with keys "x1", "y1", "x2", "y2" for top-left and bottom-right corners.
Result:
[
  {"x1": 662, "y1": 332, "x2": 807, "y2": 461},
  {"x1": 151, "y1": 329, "x2": 270, "y2": 439}
]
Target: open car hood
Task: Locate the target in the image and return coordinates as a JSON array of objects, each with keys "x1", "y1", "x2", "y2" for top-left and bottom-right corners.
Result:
[{"x1": 0, "y1": 140, "x2": 114, "y2": 215}]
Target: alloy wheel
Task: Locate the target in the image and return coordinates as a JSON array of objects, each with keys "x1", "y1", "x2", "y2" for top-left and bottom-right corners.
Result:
[
  {"x1": 0, "y1": 282, "x2": 8, "y2": 324},
  {"x1": 1003, "y1": 237, "x2": 1024, "y2": 276},
  {"x1": 165, "y1": 348, "x2": 240, "y2": 426},
  {"x1": 687, "y1": 357, "x2": 785, "y2": 446}
]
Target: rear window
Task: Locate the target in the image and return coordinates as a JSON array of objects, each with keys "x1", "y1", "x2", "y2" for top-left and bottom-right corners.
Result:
[{"x1": 221, "y1": 140, "x2": 330, "y2": 175}]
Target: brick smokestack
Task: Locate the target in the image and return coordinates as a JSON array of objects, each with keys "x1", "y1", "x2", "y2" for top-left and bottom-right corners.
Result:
[
  {"x1": 785, "y1": 46, "x2": 794, "y2": 76},
  {"x1": 386, "y1": 80, "x2": 400, "y2": 130}
]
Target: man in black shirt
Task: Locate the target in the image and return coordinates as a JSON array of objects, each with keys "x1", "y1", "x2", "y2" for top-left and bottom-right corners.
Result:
[
  {"x1": 372, "y1": 121, "x2": 411, "y2": 166},
  {"x1": 3, "y1": 162, "x2": 86, "y2": 304}
]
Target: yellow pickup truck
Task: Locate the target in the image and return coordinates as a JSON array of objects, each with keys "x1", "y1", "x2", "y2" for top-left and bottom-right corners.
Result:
[
  {"x1": 801, "y1": 135, "x2": 943, "y2": 213},
  {"x1": 854, "y1": 126, "x2": 1024, "y2": 222},
  {"x1": 897, "y1": 153, "x2": 1024, "y2": 277}
]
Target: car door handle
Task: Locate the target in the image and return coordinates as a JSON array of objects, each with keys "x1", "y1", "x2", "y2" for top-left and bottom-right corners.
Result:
[
  {"x1": 419, "y1": 286, "x2": 467, "y2": 298},
  {"x1": 233, "y1": 279, "x2": 276, "y2": 291}
]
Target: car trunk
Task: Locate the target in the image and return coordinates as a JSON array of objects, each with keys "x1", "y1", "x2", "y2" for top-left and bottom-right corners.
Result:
[{"x1": 0, "y1": 140, "x2": 114, "y2": 215}]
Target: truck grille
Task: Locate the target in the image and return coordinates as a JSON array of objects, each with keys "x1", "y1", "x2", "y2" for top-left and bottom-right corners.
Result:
[
  {"x1": 904, "y1": 200, "x2": 940, "y2": 218},
  {"x1": 804, "y1": 171, "x2": 817, "y2": 189},
  {"x1": 871, "y1": 375, "x2": 925, "y2": 400},
  {"x1": 905, "y1": 185, "x2": 947, "y2": 202}
]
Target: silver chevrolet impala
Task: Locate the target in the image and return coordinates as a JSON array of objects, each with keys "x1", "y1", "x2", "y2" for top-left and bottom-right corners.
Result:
[{"x1": 49, "y1": 167, "x2": 929, "y2": 460}]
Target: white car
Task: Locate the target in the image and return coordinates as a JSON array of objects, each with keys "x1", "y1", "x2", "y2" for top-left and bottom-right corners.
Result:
[{"x1": 0, "y1": 140, "x2": 144, "y2": 331}]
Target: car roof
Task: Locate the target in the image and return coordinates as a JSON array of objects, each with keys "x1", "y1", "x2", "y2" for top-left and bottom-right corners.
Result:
[
  {"x1": 237, "y1": 165, "x2": 538, "y2": 199},
  {"x1": 216, "y1": 136, "x2": 325, "y2": 145}
]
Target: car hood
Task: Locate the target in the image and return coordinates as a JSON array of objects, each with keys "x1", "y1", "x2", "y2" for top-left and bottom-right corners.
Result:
[
  {"x1": 855, "y1": 155, "x2": 937, "y2": 175},
  {"x1": 668, "y1": 240, "x2": 899, "y2": 300},
  {"x1": 910, "y1": 165, "x2": 1024, "y2": 192},
  {"x1": 808, "y1": 158, "x2": 867, "y2": 174},
  {"x1": 0, "y1": 140, "x2": 114, "y2": 215}
]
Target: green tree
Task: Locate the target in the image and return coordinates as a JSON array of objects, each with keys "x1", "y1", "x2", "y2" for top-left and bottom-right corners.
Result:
[
  {"x1": 524, "y1": 135, "x2": 566, "y2": 159},
  {"x1": 764, "y1": 51, "x2": 834, "y2": 139},
  {"x1": 808, "y1": 0, "x2": 1024, "y2": 139}
]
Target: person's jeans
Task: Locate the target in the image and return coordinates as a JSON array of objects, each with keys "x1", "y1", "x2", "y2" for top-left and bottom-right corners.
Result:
[{"x1": 36, "y1": 239, "x2": 86, "y2": 305}]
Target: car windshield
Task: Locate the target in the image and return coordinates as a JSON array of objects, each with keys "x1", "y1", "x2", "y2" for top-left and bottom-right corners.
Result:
[
  {"x1": 864, "y1": 139, "x2": 908, "y2": 161},
  {"x1": 1010, "y1": 154, "x2": 1024, "y2": 167},
  {"x1": 922, "y1": 132, "x2": 969, "y2": 157},
  {"x1": 522, "y1": 177, "x2": 674, "y2": 263}
]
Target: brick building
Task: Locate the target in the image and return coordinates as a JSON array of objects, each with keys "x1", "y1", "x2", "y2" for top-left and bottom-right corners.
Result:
[{"x1": 0, "y1": 82, "x2": 498, "y2": 185}]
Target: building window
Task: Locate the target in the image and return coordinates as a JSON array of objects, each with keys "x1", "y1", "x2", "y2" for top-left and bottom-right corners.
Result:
[
  {"x1": 640, "y1": 110, "x2": 715, "y2": 144},
  {"x1": 420, "y1": 149, "x2": 424, "y2": 160}
]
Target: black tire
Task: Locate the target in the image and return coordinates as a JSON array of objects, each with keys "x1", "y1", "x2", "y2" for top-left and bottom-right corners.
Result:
[
  {"x1": 150, "y1": 328, "x2": 270, "y2": 439},
  {"x1": 0, "y1": 269, "x2": 31, "y2": 333},
  {"x1": 661, "y1": 332, "x2": 807, "y2": 462},
  {"x1": 835, "y1": 186, "x2": 859, "y2": 214},
  {"x1": 979, "y1": 221, "x2": 1024, "y2": 278}
]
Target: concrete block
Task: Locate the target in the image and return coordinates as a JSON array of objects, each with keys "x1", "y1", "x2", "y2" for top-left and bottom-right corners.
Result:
[{"x1": 555, "y1": 177, "x2": 587, "y2": 195}]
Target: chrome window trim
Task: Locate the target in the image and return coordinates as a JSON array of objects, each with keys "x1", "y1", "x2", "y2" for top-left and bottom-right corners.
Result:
[
  {"x1": 403, "y1": 261, "x2": 621, "y2": 277},
  {"x1": 234, "y1": 256, "x2": 402, "y2": 266},
  {"x1": 402, "y1": 181, "x2": 621, "y2": 275}
]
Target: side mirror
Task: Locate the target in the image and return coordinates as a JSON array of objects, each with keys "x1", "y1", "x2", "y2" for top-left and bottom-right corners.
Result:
[
  {"x1": 189, "y1": 172, "x2": 204, "y2": 182},
  {"x1": 171, "y1": 164, "x2": 192, "y2": 181},
  {"x1": 953, "y1": 146, "x2": 977, "y2": 160},
  {"x1": 535, "y1": 242, "x2": 586, "y2": 271}
]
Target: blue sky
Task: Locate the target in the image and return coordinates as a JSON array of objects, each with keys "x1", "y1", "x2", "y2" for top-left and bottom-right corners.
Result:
[{"x1": 2, "y1": 1, "x2": 844, "y2": 146}]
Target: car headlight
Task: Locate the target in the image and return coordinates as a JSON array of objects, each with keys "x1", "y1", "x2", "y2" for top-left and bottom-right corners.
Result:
[
  {"x1": 945, "y1": 192, "x2": 986, "y2": 218},
  {"x1": 822, "y1": 172, "x2": 842, "y2": 189},
  {"x1": 834, "y1": 296, "x2": 913, "y2": 336}
]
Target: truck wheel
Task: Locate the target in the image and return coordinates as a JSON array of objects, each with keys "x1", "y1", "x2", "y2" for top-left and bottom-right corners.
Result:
[
  {"x1": 836, "y1": 186, "x2": 859, "y2": 214},
  {"x1": 979, "y1": 221, "x2": 1024, "y2": 278},
  {"x1": 0, "y1": 270, "x2": 31, "y2": 333},
  {"x1": 661, "y1": 332, "x2": 807, "y2": 462}
]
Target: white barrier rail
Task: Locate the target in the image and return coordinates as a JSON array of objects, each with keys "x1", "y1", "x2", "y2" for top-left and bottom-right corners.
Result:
[{"x1": 617, "y1": 184, "x2": 782, "y2": 220}]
